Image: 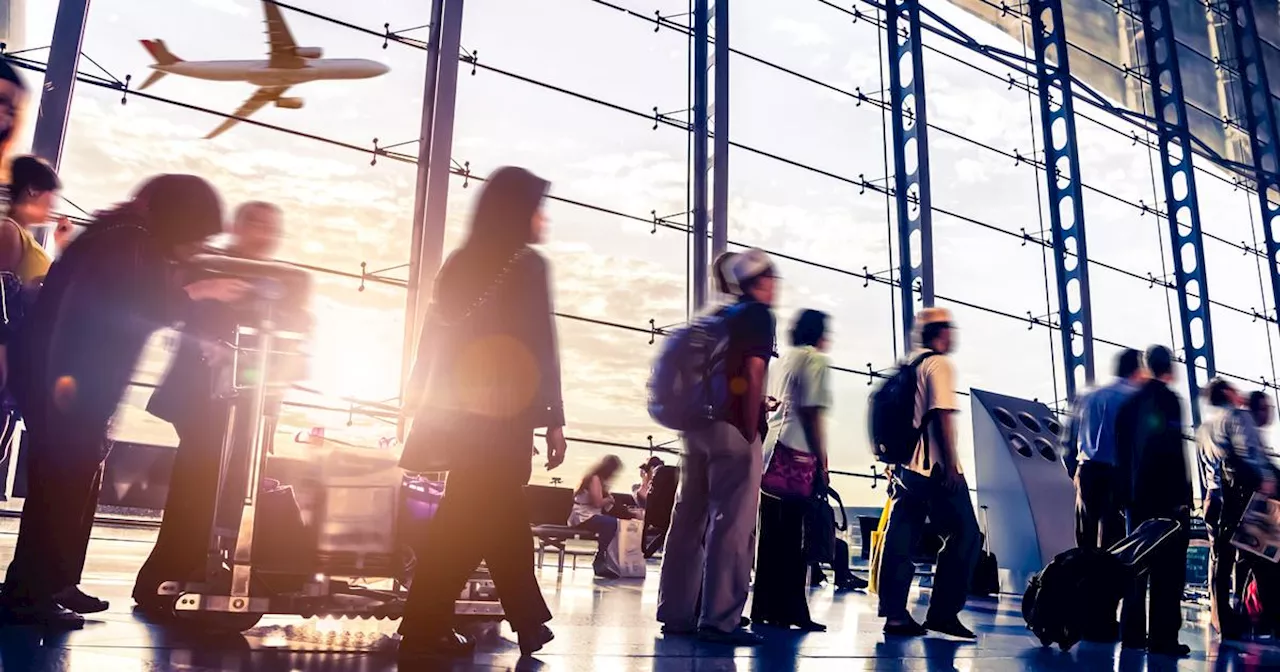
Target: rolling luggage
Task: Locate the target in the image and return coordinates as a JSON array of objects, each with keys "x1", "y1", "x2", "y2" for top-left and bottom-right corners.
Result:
[
  {"x1": 1022, "y1": 518, "x2": 1181, "y2": 651},
  {"x1": 970, "y1": 505, "x2": 999, "y2": 597}
]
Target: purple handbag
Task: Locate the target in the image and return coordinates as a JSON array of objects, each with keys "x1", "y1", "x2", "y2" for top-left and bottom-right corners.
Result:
[{"x1": 761, "y1": 442, "x2": 818, "y2": 499}]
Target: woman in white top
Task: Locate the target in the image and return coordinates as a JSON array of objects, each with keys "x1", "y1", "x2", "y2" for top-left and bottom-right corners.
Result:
[
  {"x1": 569, "y1": 454, "x2": 623, "y2": 578},
  {"x1": 752, "y1": 309, "x2": 831, "y2": 631}
]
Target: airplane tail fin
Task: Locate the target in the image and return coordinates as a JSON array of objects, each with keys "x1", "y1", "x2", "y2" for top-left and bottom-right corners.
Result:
[
  {"x1": 140, "y1": 39, "x2": 181, "y2": 65},
  {"x1": 139, "y1": 40, "x2": 181, "y2": 91}
]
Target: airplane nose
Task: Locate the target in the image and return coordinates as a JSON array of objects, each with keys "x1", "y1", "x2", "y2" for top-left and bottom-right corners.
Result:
[{"x1": 372, "y1": 62, "x2": 390, "y2": 76}]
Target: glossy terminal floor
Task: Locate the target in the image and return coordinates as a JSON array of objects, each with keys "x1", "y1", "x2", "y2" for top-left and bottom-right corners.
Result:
[{"x1": 0, "y1": 518, "x2": 1272, "y2": 671}]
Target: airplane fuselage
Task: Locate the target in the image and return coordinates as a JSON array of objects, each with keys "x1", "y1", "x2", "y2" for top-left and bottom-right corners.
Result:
[{"x1": 152, "y1": 58, "x2": 388, "y2": 87}]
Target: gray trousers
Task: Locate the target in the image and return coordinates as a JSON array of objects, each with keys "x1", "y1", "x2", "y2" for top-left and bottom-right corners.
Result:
[
  {"x1": 657, "y1": 421, "x2": 763, "y2": 632},
  {"x1": 876, "y1": 466, "x2": 980, "y2": 623}
]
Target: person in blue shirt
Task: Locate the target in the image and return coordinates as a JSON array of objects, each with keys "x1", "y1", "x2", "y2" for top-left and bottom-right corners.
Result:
[{"x1": 1073, "y1": 349, "x2": 1145, "y2": 553}]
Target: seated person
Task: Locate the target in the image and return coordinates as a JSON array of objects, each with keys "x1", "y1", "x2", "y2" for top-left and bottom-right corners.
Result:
[
  {"x1": 569, "y1": 455, "x2": 623, "y2": 579},
  {"x1": 810, "y1": 537, "x2": 868, "y2": 592},
  {"x1": 633, "y1": 456, "x2": 664, "y2": 507}
]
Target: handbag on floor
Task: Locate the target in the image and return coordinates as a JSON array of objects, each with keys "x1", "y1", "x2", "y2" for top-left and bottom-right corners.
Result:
[{"x1": 602, "y1": 518, "x2": 647, "y2": 578}]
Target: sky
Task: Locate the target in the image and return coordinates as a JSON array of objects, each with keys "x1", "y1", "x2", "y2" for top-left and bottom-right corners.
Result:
[{"x1": 17, "y1": 0, "x2": 1280, "y2": 505}]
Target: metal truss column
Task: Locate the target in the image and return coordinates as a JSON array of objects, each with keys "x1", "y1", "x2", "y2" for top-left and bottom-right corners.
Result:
[
  {"x1": 1029, "y1": 0, "x2": 1097, "y2": 401},
  {"x1": 1222, "y1": 0, "x2": 1280, "y2": 347},
  {"x1": 1136, "y1": 0, "x2": 1216, "y2": 424},
  {"x1": 885, "y1": 0, "x2": 936, "y2": 351},
  {"x1": 399, "y1": 0, "x2": 464, "y2": 407},
  {"x1": 31, "y1": 0, "x2": 91, "y2": 171},
  {"x1": 709, "y1": 0, "x2": 729, "y2": 262},
  {"x1": 691, "y1": 0, "x2": 711, "y2": 311}
]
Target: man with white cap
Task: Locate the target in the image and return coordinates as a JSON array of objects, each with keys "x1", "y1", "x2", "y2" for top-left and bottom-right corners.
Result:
[
  {"x1": 877, "y1": 307, "x2": 980, "y2": 639},
  {"x1": 658, "y1": 248, "x2": 777, "y2": 646}
]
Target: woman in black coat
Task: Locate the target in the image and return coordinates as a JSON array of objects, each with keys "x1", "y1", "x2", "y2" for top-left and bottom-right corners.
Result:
[
  {"x1": 398, "y1": 166, "x2": 567, "y2": 659},
  {"x1": 0, "y1": 175, "x2": 249, "y2": 628}
]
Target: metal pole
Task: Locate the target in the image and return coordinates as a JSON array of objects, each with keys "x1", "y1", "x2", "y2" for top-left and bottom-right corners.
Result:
[
  {"x1": 398, "y1": 0, "x2": 447, "y2": 416},
  {"x1": 691, "y1": 0, "x2": 710, "y2": 310},
  {"x1": 709, "y1": 0, "x2": 729, "y2": 261},
  {"x1": 1136, "y1": 0, "x2": 1216, "y2": 424},
  {"x1": 886, "y1": 0, "x2": 936, "y2": 351},
  {"x1": 1029, "y1": 0, "x2": 1096, "y2": 400},
  {"x1": 31, "y1": 0, "x2": 91, "y2": 172},
  {"x1": 1222, "y1": 0, "x2": 1280, "y2": 353},
  {"x1": 418, "y1": 0, "x2": 464, "y2": 306}
]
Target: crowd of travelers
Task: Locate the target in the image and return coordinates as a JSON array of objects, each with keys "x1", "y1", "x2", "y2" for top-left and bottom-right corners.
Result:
[{"x1": 7, "y1": 50, "x2": 1280, "y2": 665}]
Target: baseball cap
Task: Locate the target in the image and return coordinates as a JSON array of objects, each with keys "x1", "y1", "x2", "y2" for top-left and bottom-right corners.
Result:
[{"x1": 731, "y1": 248, "x2": 776, "y2": 286}]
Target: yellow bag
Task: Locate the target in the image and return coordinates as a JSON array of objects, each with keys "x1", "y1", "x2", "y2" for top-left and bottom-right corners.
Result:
[{"x1": 868, "y1": 497, "x2": 893, "y2": 595}]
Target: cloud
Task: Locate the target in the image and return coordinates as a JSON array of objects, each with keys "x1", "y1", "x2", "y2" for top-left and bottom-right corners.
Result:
[
  {"x1": 189, "y1": 0, "x2": 253, "y2": 17},
  {"x1": 770, "y1": 18, "x2": 834, "y2": 48}
]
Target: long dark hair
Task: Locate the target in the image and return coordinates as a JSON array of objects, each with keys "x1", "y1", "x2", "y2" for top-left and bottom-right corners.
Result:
[
  {"x1": 435, "y1": 166, "x2": 549, "y2": 310},
  {"x1": 91, "y1": 174, "x2": 224, "y2": 249},
  {"x1": 578, "y1": 454, "x2": 623, "y2": 493}
]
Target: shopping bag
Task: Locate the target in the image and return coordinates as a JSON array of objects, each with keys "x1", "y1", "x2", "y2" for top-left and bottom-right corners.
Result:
[
  {"x1": 868, "y1": 497, "x2": 893, "y2": 594},
  {"x1": 605, "y1": 518, "x2": 647, "y2": 578}
]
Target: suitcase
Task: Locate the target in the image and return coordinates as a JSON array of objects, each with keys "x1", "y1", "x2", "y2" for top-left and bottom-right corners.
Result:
[
  {"x1": 1022, "y1": 518, "x2": 1181, "y2": 651},
  {"x1": 970, "y1": 505, "x2": 1000, "y2": 597}
]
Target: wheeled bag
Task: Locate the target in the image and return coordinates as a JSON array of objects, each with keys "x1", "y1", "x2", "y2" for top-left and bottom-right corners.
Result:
[{"x1": 1022, "y1": 518, "x2": 1181, "y2": 651}]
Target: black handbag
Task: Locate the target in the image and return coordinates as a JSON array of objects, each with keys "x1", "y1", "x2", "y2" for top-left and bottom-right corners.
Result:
[
  {"x1": 804, "y1": 481, "x2": 847, "y2": 564},
  {"x1": 400, "y1": 249, "x2": 530, "y2": 473}
]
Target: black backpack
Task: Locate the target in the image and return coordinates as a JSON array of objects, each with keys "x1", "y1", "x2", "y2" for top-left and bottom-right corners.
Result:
[{"x1": 868, "y1": 352, "x2": 936, "y2": 464}]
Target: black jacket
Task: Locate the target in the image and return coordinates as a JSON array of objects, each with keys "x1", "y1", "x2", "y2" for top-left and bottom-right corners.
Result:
[
  {"x1": 13, "y1": 220, "x2": 190, "y2": 457},
  {"x1": 1115, "y1": 378, "x2": 1191, "y2": 515},
  {"x1": 401, "y1": 247, "x2": 563, "y2": 479}
]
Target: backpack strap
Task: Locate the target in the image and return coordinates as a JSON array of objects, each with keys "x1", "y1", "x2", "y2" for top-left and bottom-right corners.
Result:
[
  {"x1": 909, "y1": 351, "x2": 938, "y2": 368},
  {"x1": 907, "y1": 350, "x2": 939, "y2": 471}
]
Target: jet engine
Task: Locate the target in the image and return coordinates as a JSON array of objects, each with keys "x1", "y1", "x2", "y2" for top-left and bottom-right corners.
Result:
[
  {"x1": 294, "y1": 47, "x2": 323, "y2": 59},
  {"x1": 275, "y1": 97, "x2": 304, "y2": 109}
]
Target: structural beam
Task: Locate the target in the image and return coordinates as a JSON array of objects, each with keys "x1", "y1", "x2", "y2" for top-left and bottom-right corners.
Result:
[
  {"x1": 709, "y1": 0, "x2": 729, "y2": 263},
  {"x1": 1029, "y1": 0, "x2": 1096, "y2": 401},
  {"x1": 1136, "y1": 0, "x2": 1216, "y2": 424},
  {"x1": 691, "y1": 0, "x2": 711, "y2": 311},
  {"x1": 31, "y1": 0, "x2": 91, "y2": 171},
  {"x1": 886, "y1": 0, "x2": 936, "y2": 350},
  {"x1": 398, "y1": 0, "x2": 464, "y2": 411},
  {"x1": 1222, "y1": 0, "x2": 1280, "y2": 350}
]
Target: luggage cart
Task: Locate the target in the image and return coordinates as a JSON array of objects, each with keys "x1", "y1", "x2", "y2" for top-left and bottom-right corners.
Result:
[{"x1": 152, "y1": 256, "x2": 502, "y2": 633}]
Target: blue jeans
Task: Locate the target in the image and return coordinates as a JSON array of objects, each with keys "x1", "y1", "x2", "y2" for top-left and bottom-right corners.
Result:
[{"x1": 579, "y1": 514, "x2": 619, "y2": 567}]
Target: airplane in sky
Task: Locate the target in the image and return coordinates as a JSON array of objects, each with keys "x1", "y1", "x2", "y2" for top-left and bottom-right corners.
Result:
[{"x1": 138, "y1": 0, "x2": 390, "y2": 139}]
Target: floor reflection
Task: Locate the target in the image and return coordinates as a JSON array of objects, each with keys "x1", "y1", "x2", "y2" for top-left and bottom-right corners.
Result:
[{"x1": 0, "y1": 522, "x2": 1279, "y2": 670}]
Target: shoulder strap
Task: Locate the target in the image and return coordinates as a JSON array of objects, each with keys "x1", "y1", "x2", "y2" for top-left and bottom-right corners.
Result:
[
  {"x1": 431, "y1": 247, "x2": 530, "y2": 328},
  {"x1": 908, "y1": 351, "x2": 938, "y2": 368}
]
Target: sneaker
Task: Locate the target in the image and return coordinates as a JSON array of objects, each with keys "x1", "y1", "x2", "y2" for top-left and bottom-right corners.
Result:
[
  {"x1": 696, "y1": 627, "x2": 764, "y2": 646},
  {"x1": 53, "y1": 586, "x2": 109, "y2": 615},
  {"x1": 518, "y1": 624, "x2": 555, "y2": 656},
  {"x1": 883, "y1": 616, "x2": 928, "y2": 637},
  {"x1": 836, "y1": 575, "x2": 870, "y2": 592},
  {"x1": 924, "y1": 617, "x2": 977, "y2": 640}
]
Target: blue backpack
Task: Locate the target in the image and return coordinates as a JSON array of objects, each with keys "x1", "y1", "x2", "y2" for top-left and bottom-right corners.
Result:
[{"x1": 647, "y1": 303, "x2": 743, "y2": 431}]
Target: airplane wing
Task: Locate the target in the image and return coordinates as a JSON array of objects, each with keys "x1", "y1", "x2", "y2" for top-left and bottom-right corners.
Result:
[
  {"x1": 263, "y1": 0, "x2": 305, "y2": 69},
  {"x1": 206, "y1": 86, "x2": 290, "y2": 139}
]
